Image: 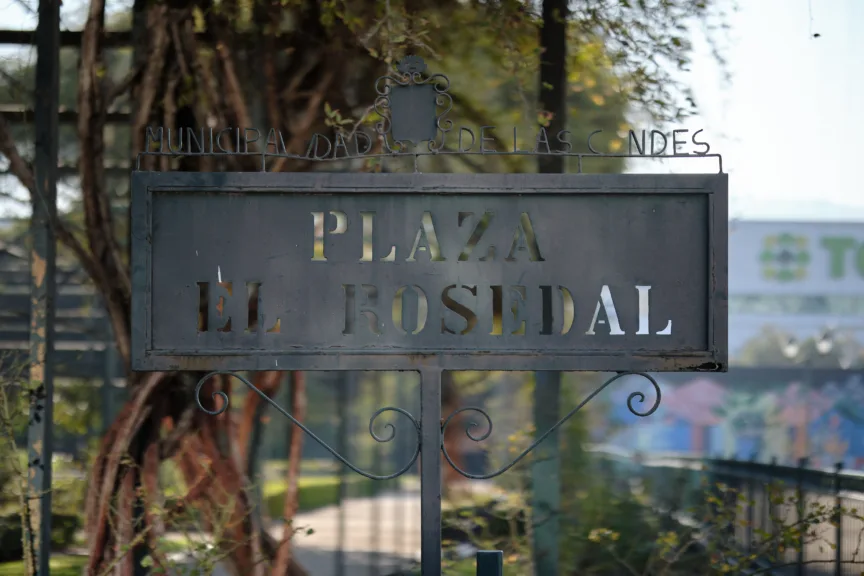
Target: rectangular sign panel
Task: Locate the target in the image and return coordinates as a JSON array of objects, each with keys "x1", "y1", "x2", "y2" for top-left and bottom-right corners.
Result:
[{"x1": 131, "y1": 172, "x2": 727, "y2": 372}]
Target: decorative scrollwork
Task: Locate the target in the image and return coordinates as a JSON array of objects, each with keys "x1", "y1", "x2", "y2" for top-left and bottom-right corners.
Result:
[
  {"x1": 195, "y1": 371, "x2": 421, "y2": 481},
  {"x1": 440, "y1": 372, "x2": 661, "y2": 480},
  {"x1": 373, "y1": 55, "x2": 452, "y2": 153}
]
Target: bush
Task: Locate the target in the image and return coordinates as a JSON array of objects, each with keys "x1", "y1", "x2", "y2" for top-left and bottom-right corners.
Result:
[
  {"x1": 262, "y1": 476, "x2": 386, "y2": 519},
  {"x1": 0, "y1": 554, "x2": 87, "y2": 576},
  {"x1": 0, "y1": 513, "x2": 81, "y2": 563},
  {"x1": 441, "y1": 497, "x2": 526, "y2": 550}
]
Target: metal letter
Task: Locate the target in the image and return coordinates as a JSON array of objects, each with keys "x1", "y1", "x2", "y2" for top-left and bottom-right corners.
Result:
[
  {"x1": 479, "y1": 126, "x2": 497, "y2": 152},
  {"x1": 505, "y1": 213, "x2": 545, "y2": 262},
  {"x1": 585, "y1": 285, "x2": 625, "y2": 335},
  {"x1": 558, "y1": 286, "x2": 574, "y2": 335},
  {"x1": 406, "y1": 212, "x2": 445, "y2": 262},
  {"x1": 312, "y1": 210, "x2": 348, "y2": 262},
  {"x1": 509, "y1": 286, "x2": 527, "y2": 335},
  {"x1": 441, "y1": 285, "x2": 477, "y2": 335},
  {"x1": 672, "y1": 129, "x2": 689, "y2": 155},
  {"x1": 393, "y1": 285, "x2": 428, "y2": 335},
  {"x1": 635, "y1": 285, "x2": 671, "y2": 335}
]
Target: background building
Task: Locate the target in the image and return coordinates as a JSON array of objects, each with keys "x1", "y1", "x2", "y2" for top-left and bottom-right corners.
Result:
[
  {"x1": 728, "y1": 220, "x2": 864, "y2": 357},
  {"x1": 599, "y1": 220, "x2": 864, "y2": 470}
]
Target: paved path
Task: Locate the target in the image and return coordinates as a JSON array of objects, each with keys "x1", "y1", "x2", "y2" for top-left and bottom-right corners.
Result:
[
  {"x1": 70, "y1": 483, "x2": 499, "y2": 575},
  {"x1": 163, "y1": 490, "x2": 425, "y2": 575},
  {"x1": 272, "y1": 489, "x2": 423, "y2": 575}
]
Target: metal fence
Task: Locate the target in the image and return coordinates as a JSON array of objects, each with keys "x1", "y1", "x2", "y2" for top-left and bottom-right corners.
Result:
[{"x1": 597, "y1": 448, "x2": 864, "y2": 576}]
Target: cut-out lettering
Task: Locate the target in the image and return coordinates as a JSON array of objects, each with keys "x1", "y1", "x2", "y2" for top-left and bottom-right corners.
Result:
[
  {"x1": 441, "y1": 285, "x2": 478, "y2": 335},
  {"x1": 244, "y1": 281, "x2": 281, "y2": 333},
  {"x1": 509, "y1": 286, "x2": 527, "y2": 336},
  {"x1": 406, "y1": 212, "x2": 445, "y2": 262},
  {"x1": 539, "y1": 286, "x2": 553, "y2": 335},
  {"x1": 198, "y1": 281, "x2": 280, "y2": 333},
  {"x1": 457, "y1": 212, "x2": 495, "y2": 261},
  {"x1": 360, "y1": 211, "x2": 396, "y2": 262},
  {"x1": 207, "y1": 281, "x2": 233, "y2": 333},
  {"x1": 197, "y1": 282, "x2": 208, "y2": 332},
  {"x1": 246, "y1": 282, "x2": 260, "y2": 332},
  {"x1": 585, "y1": 285, "x2": 625, "y2": 335},
  {"x1": 505, "y1": 213, "x2": 544, "y2": 262},
  {"x1": 490, "y1": 285, "x2": 503, "y2": 336},
  {"x1": 343, "y1": 284, "x2": 382, "y2": 335},
  {"x1": 559, "y1": 286, "x2": 574, "y2": 335},
  {"x1": 635, "y1": 285, "x2": 672, "y2": 335},
  {"x1": 392, "y1": 285, "x2": 429, "y2": 335},
  {"x1": 312, "y1": 210, "x2": 348, "y2": 261}
]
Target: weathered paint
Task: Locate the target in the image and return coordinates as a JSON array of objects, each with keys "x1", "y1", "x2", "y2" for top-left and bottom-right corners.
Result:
[
  {"x1": 25, "y1": 1, "x2": 59, "y2": 574},
  {"x1": 131, "y1": 172, "x2": 728, "y2": 373}
]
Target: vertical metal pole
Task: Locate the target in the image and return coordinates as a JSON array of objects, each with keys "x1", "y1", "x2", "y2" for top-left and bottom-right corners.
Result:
[
  {"x1": 335, "y1": 372, "x2": 350, "y2": 576},
  {"x1": 746, "y1": 471, "x2": 754, "y2": 555},
  {"x1": 26, "y1": 1, "x2": 59, "y2": 575},
  {"x1": 533, "y1": 0, "x2": 567, "y2": 569},
  {"x1": 419, "y1": 367, "x2": 442, "y2": 576},
  {"x1": 797, "y1": 457, "x2": 807, "y2": 576},
  {"x1": 834, "y1": 462, "x2": 842, "y2": 576},
  {"x1": 369, "y1": 374, "x2": 381, "y2": 576},
  {"x1": 531, "y1": 371, "x2": 561, "y2": 576},
  {"x1": 394, "y1": 378, "x2": 405, "y2": 558},
  {"x1": 476, "y1": 550, "x2": 504, "y2": 576}
]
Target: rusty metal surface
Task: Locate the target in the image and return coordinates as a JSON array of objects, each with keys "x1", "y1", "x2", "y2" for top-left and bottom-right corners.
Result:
[
  {"x1": 25, "y1": 1, "x2": 59, "y2": 574},
  {"x1": 131, "y1": 171, "x2": 727, "y2": 373}
]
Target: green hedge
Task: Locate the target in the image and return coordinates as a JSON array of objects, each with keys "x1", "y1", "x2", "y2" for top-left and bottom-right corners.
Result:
[
  {"x1": 0, "y1": 555, "x2": 87, "y2": 576},
  {"x1": 262, "y1": 476, "x2": 386, "y2": 520},
  {"x1": 0, "y1": 513, "x2": 80, "y2": 563}
]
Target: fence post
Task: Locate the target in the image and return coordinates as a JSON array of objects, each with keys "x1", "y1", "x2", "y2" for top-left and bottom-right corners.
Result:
[
  {"x1": 335, "y1": 372, "x2": 350, "y2": 576},
  {"x1": 25, "y1": 1, "x2": 60, "y2": 574},
  {"x1": 747, "y1": 454, "x2": 755, "y2": 555},
  {"x1": 476, "y1": 550, "x2": 504, "y2": 576},
  {"x1": 771, "y1": 456, "x2": 779, "y2": 563},
  {"x1": 797, "y1": 457, "x2": 808, "y2": 576},
  {"x1": 834, "y1": 461, "x2": 843, "y2": 576}
]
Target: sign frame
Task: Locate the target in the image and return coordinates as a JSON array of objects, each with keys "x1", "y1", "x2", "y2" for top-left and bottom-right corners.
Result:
[{"x1": 131, "y1": 170, "x2": 728, "y2": 373}]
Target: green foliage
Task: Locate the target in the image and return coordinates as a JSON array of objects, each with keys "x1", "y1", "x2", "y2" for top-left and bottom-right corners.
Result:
[
  {"x1": 0, "y1": 513, "x2": 80, "y2": 563},
  {"x1": 0, "y1": 555, "x2": 87, "y2": 576},
  {"x1": 261, "y1": 475, "x2": 386, "y2": 520}
]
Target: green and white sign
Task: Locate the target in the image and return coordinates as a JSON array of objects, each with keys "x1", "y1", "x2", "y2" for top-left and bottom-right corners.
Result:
[{"x1": 731, "y1": 221, "x2": 864, "y2": 295}]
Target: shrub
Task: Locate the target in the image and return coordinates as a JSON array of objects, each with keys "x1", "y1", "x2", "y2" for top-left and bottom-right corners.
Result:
[
  {"x1": 262, "y1": 475, "x2": 386, "y2": 520},
  {"x1": 0, "y1": 513, "x2": 81, "y2": 563}
]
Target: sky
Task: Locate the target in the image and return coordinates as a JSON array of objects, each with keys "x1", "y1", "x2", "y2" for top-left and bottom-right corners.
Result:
[
  {"x1": 627, "y1": 0, "x2": 864, "y2": 222},
  {"x1": 0, "y1": 0, "x2": 862, "y2": 222}
]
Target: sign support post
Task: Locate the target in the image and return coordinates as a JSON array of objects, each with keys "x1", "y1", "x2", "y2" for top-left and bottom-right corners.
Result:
[{"x1": 420, "y1": 368, "x2": 443, "y2": 575}]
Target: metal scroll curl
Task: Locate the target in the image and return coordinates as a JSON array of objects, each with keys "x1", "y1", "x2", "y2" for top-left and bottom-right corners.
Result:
[
  {"x1": 373, "y1": 55, "x2": 453, "y2": 153},
  {"x1": 440, "y1": 372, "x2": 661, "y2": 480},
  {"x1": 195, "y1": 370, "x2": 421, "y2": 481}
]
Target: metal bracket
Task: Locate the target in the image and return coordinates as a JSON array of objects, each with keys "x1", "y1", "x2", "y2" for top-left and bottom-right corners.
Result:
[
  {"x1": 440, "y1": 372, "x2": 661, "y2": 479},
  {"x1": 195, "y1": 371, "x2": 421, "y2": 481}
]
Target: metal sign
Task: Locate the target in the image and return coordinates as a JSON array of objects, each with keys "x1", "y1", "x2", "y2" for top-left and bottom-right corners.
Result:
[
  {"x1": 131, "y1": 171, "x2": 727, "y2": 373},
  {"x1": 128, "y1": 55, "x2": 730, "y2": 576}
]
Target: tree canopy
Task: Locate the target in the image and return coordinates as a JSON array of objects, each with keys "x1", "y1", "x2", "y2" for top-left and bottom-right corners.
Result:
[{"x1": 0, "y1": 0, "x2": 730, "y2": 573}]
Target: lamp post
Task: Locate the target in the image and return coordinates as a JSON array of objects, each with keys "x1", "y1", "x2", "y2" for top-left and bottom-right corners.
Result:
[{"x1": 779, "y1": 329, "x2": 836, "y2": 462}]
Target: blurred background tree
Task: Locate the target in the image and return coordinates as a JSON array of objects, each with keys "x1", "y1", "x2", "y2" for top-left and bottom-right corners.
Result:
[{"x1": 0, "y1": 0, "x2": 730, "y2": 573}]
